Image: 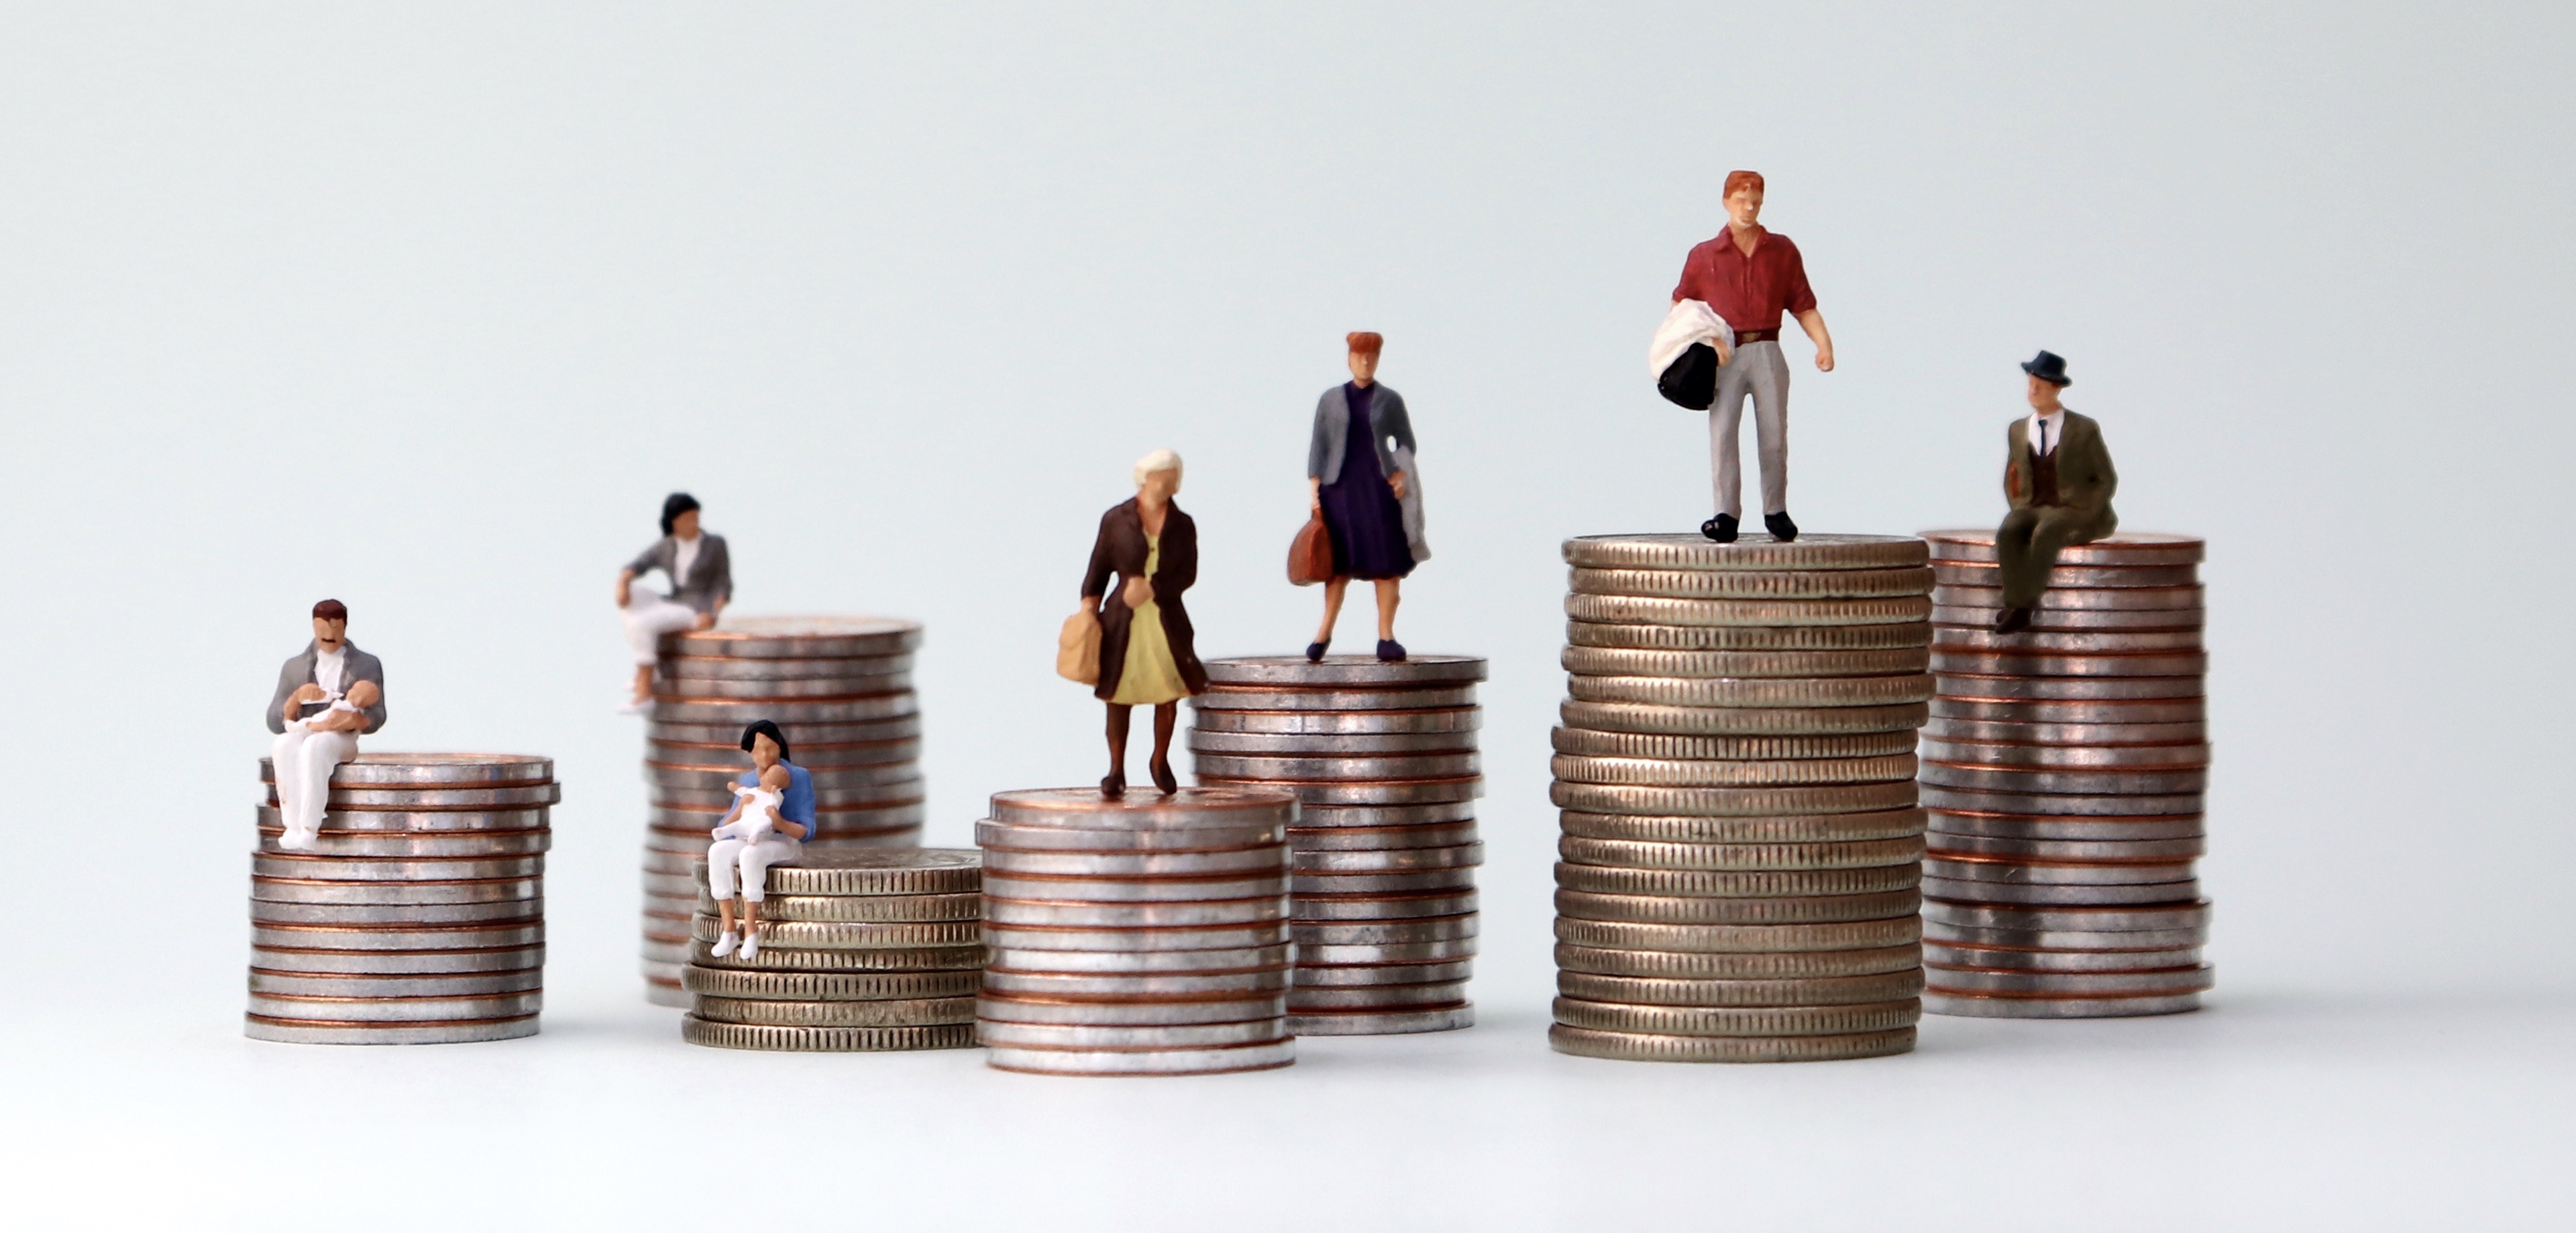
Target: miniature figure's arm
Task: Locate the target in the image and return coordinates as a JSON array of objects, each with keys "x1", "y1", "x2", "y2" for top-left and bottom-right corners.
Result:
[
  {"x1": 1381, "y1": 397, "x2": 1414, "y2": 499},
  {"x1": 615, "y1": 567, "x2": 637, "y2": 608},
  {"x1": 339, "y1": 678, "x2": 385, "y2": 735},
  {"x1": 1309, "y1": 476, "x2": 1323, "y2": 516},
  {"x1": 2002, "y1": 424, "x2": 2026, "y2": 506},
  {"x1": 275, "y1": 669, "x2": 324, "y2": 733},
  {"x1": 1080, "y1": 517, "x2": 1116, "y2": 607},
  {"x1": 1157, "y1": 516, "x2": 1199, "y2": 595},
  {"x1": 1794, "y1": 309, "x2": 1833, "y2": 372},
  {"x1": 701, "y1": 539, "x2": 731, "y2": 629}
]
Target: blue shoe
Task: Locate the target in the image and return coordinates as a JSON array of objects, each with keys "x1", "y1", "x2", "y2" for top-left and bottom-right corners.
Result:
[
  {"x1": 1376, "y1": 639, "x2": 1407, "y2": 662},
  {"x1": 1305, "y1": 641, "x2": 1328, "y2": 663}
]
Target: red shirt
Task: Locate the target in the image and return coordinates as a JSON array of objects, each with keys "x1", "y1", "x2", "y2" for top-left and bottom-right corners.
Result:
[{"x1": 1671, "y1": 228, "x2": 1818, "y2": 333}]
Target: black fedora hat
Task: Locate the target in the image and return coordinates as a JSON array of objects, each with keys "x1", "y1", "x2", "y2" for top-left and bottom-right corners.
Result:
[{"x1": 2021, "y1": 350, "x2": 2072, "y2": 386}]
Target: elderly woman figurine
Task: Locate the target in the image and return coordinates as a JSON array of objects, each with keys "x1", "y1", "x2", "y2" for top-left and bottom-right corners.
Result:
[
  {"x1": 1078, "y1": 449, "x2": 1208, "y2": 796},
  {"x1": 705, "y1": 720, "x2": 814, "y2": 962},
  {"x1": 1307, "y1": 331, "x2": 1429, "y2": 663},
  {"x1": 615, "y1": 492, "x2": 733, "y2": 714}
]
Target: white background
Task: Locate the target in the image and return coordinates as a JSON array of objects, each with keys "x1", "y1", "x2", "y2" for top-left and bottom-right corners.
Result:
[{"x1": 5, "y1": 3, "x2": 2572, "y2": 1229}]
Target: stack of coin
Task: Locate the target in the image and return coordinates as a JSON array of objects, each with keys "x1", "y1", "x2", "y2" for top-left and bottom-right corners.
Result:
[
  {"x1": 1916, "y1": 530, "x2": 2214, "y2": 1018},
  {"x1": 640, "y1": 615, "x2": 925, "y2": 1006},
  {"x1": 247, "y1": 753, "x2": 555, "y2": 1044},
  {"x1": 1188, "y1": 656, "x2": 1486, "y2": 1035},
  {"x1": 977, "y1": 788, "x2": 1299, "y2": 1076},
  {"x1": 1548, "y1": 533, "x2": 1935, "y2": 1063},
  {"x1": 679, "y1": 850, "x2": 983, "y2": 1051}
]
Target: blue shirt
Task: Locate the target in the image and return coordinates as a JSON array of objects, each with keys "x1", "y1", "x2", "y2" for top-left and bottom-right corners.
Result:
[{"x1": 737, "y1": 762, "x2": 816, "y2": 841}]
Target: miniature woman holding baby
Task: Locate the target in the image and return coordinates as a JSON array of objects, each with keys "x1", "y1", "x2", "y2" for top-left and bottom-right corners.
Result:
[{"x1": 704, "y1": 719, "x2": 816, "y2": 961}]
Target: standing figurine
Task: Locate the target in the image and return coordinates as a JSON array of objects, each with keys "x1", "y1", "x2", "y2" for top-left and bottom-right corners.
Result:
[
  {"x1": 1078, "y1": 449, "x2": 1208, "y2": 797},
  {"x1": 615, "y1": 492, "x2": 733, "y2": 714},
  {"x1": 1670, "y1": 170, "x2": 1835, "y2": 543},
  {"x1": 704, "y1": 720, "x2": 814, "y2": 962},
  {"x1": 1992, "y1": 350, "x2": 2120, "y2": 635},
  {"x1": 264, "y1": 600, "x2": 387, "y2": 851},
  {"x1": 1305, "y1": 331, "x2": 1430, "y2": 663}
]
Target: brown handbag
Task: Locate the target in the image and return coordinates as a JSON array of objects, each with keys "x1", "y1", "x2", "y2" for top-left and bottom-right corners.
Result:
[{"x1": 1288, "y1": 514, "x2": 1334, "y2": 586}]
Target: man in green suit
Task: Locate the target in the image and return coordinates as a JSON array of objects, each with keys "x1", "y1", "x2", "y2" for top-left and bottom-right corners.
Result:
[{"x1": 1993, "y1": 351, "x2": 2117, "y2": 635}]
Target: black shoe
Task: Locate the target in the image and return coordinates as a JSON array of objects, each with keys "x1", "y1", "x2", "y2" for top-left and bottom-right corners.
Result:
[
  {"x1": 1148, "y1": 757, "x2": 1178, "y2": 794},
  {"x1": 1764, "y1": 511, "x2": 1799, "y2": 542},
  {"x1": 1701, "y1": 514, "x2": 1739, "y2": 543},
  {"x1": 1991, "y1": 606, "x2": 2033, "y2": 635},
  {"x1": 1305, "y1": 641, "x2": 1328, "y2": 663},
  {"x1": 1100, "y1": 769, "x2": 1126, "y2": 798},
  {"x1": 1376, "y1": 639, "x2": 1407, "y2": 662}
]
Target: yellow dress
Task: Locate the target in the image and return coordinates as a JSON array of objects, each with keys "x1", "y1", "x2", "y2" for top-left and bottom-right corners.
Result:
[{"x1": 1110, "y1": 533, "x2": 1190, "y2": 706}]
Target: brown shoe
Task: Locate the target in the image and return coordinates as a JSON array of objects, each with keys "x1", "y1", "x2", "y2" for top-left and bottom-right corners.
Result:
[{"x1": 1991, "y1": 606, "x2": 2033, "y2": 635}]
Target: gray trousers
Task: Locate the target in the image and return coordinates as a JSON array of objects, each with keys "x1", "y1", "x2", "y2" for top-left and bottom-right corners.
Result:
[{"x1": 1708, "y1": 341, "x2": 1790, "y2": 519}]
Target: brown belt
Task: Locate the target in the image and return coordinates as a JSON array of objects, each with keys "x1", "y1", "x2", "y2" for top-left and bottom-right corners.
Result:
[{"x1": 1733, "y1": 329, "x2": 1781, "y2": 345}]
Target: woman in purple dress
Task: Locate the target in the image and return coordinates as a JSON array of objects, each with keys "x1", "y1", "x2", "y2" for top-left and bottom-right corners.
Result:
[{"x1": 1305, "y1": 331, "x2": 1428, "y2": 662}]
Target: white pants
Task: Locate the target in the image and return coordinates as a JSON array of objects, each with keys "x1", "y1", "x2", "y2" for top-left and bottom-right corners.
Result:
[
  {"x1": 622, "y1": 590, "x2": 700, "y2": 667},
  {"x1": 1708, "y1": 340, "x2": 1791, "y2": 519},
  {"x1": 271, "y1": 725, "x2": 360, "y2": 837},
  {"x1": 707, "y1": 837, "x2": 800, "y2": 903}
]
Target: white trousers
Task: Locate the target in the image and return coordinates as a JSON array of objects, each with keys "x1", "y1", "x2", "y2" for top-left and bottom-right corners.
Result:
[
  {"x1": 271, "y1": 726, "x2": 360, "y2": 837},
  {"x1": 706, "y1": 837, "x2": 801, "y2": 903},
  {"x1": 1708, "y1": 340, "x2": 1791, "y2": 519},
  {"x1": 622, "y1": 590, "x2": 700, "y2": 667}
]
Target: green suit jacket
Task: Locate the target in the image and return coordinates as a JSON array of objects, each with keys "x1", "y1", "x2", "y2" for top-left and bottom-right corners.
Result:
[{"x1": 2004, "y1": 411, "x2": 2118, "y2": 539}]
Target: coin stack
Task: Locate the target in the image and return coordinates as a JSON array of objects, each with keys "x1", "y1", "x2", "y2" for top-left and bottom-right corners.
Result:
[
  {"x1": 641, "y1": 615, "x2": 925, "y2": 1006},
  {"x1": 1188, "y1": 656, "x2": 1486, "y2": 1035},
  {"x1": 246, "y1": 753, "x2": 555, "y2": 1044},
  {"x1": 1548, "y1": 534, "x2": 1935, "y2": 1063},
  {"x1": 679, "y1": 850, "x2": 983, "y2": 1051},
  {"x1": 976, "y1": 788, "x2": 1299, "y2": 1077},
  {"x1": 1917, "y1": 530, "x2": 2214, "y2": 1018}
]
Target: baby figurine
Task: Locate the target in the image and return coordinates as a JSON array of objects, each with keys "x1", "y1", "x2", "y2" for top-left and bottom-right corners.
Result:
[
  {"x1": 711, "y1": 777, "x2": 784, "y2": 844},
  {"x1": 706, "y1": 760, "x2": 798, "y2": 961}
]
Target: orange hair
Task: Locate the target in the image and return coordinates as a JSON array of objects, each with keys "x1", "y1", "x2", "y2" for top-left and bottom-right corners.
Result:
[
  {"x1": 1346, "y1": 331, "x2": 1383, "y2": 356},
  {"x1": 1723, "y1": 170, "x2": 1765, "y2": 199}
]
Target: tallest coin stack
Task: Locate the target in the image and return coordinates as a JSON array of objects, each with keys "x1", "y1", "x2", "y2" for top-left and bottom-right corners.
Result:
[{"x1": 1548, "y1": 534, "x2": 1935, "y2": 1063}]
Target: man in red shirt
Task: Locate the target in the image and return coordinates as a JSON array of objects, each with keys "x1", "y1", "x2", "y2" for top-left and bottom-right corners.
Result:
[{"x1": 1670, "y1": 170, "x2": 1836, "y2": 543}]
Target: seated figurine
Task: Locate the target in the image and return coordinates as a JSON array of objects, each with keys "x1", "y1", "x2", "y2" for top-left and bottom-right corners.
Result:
[
  {"x1": 265, "y1": 599, "x2": 387, "y2": 850},
  {"x1": 704, "y1": 720, "x2": 815, "y2": 962},
  {"x1": 1992, "y1": 350, "x2": 2119, "y2": 635}
]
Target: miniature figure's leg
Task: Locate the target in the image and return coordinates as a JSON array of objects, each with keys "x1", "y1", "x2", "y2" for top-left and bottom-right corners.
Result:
[
  {"x1": 1316, "y1": 578, "x2": 1349, "y2": 643},
  {"x1": 1745, "y1": 345, "x2": 1791, "y2": 517},
  {"x1": 1707, "y1": 358, "x2": 1752, "y2": 520},
  {"x1": 737, "y1": 839, "x2": 797, "y2": 906},
  {"x1": 706, "y1": 838, "x2": 748, "y2": 900},
  {"x1": 1996, "y1": 506, "x2": 2069, "y2": 608},
  {"x1": 1373, "y1": 579, "x2": 1401, "y2": 641},
  {"x1": 622, "y1": 593, "x2": 702, "y2": 702},
  {"x1": 1148, "y1": 703, "x2": 1180, "y2": 794},
  {"x1": 276, "y1": 729, "x2": 358, "y2": 839},
  {"x1": 1104, "y1": 703, "x2": 1132, "y2": 792}
]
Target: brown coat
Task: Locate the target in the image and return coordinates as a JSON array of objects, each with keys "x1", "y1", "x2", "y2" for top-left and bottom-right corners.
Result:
[{"x1": 1081, "y1": 498, "x2": 1208, "y2": 702}]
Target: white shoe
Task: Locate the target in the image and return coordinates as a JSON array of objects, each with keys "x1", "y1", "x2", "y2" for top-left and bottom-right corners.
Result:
[
  {"x1": 617, "y1": 697, "x2": 654, "y2": 716},
  {"x1": 710, "y1": 931, "x2": 739, "y2": 958},
  {"x1": 739, "y1": 930, "x2": 759, "y2": 962},
  {"x1": 279, "y1": 828, "x2": 315, "y2": 851}
]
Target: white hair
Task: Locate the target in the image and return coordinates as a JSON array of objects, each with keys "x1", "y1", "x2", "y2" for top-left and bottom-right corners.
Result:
[{"x1": 1132, "y1": 448, "x2": 1183, "y2": 488}]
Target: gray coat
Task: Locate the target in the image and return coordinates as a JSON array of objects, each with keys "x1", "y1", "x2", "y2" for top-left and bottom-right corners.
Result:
[
  {"x1": 1307, "y1": 383, "x2": 1415, "y2": 486},
  {"x1": 266, "y1": 640, "x2": 388, "y2": 735},
  {"x1": 625, "y1": 533, "x2": 733, "y2": 615}
]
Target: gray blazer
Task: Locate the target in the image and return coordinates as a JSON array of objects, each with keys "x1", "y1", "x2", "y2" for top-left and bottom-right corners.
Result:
[
  {"x1": 625, "y1": 533, "x2": 733, "y2": 615},
  {"x1": 266, "y1": 640, "x2": 388, "y2": 735},
  {"x1": 1307, "y1": 383, "x2": 1416, "y2": 485}
]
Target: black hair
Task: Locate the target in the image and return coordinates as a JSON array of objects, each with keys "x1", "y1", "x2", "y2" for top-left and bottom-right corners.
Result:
[
  {"x1": 660, "y1": 492, "x2": 702, "y2": 537},
  {"x1": 740, "y1": 719, "x2": 790, "y2": 763}
]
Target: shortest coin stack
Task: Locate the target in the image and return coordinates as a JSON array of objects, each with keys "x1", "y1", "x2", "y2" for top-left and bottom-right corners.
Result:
[
  {"x1": 977, "y1": 787, "x2": 1299, "y2": 1077},
  {"x1": 680, "y1": 850, "x2": 983, "y2": 1051}
]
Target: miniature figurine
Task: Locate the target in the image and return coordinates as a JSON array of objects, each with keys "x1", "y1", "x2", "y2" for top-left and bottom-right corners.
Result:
[
  {"x1": 1992, "y1": 351, "x2": 2119, "y2": 634},
  {"x1": 264, "y1": 599, "x2": 387, "y2": 851},
  {"x1": 1306, "y1": 331, "x2": 1429, "y2": 663},
  {"x1": 1669, "y1": 170, "x2": 1834, "y2": 543},
  {"x1": 705, "y1": 720, "x2": 813, "y2": 962},
  {"x1": 616, "y1": 492, "x2": 733, "y2": 714},
  {"x1": 1078, "y1": 449, "x2": 1208, "y2": 797}
]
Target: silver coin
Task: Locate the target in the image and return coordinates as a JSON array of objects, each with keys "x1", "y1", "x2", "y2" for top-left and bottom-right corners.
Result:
[
  {"x1": 646, "y1": 760, "x2": 924, "y2": 790},
  {"x1": 986, "y1": 944, "x2": 1291, "y2": 975},
  {"x1": 1562, "y1": 700, "x2": 1929, "y2": 737},
  {"x1": 1932, "y1": 627, "x2": 2204, "y2": 654},
  {"x1": 1559, "y1": 970, "x2": 1922, "y2": 1008},
  {"x1": 252, "y1": 874, "x2": 541, "y2": 906},
  {"x1": 1919, "y1": 529, "x2": 2204, "y2": 567},
  {"x1": 1558, "y1": 835, "x2": 1923, "y2": 873},
  {"x1": 1550, "y1": 753, "x2": 1917, "y2": 789},
  {"x1": 975, "y1": 1018, "x2": 1289, "y2": 1050},
  {"x1": 1291, "y1": 981, "x2": 1471, "y2": 1010},
  {"x1": 1929, "y1": 696, "x2": 2208, "y2": 726},
  {"x1": 1556, "y1": 888, "x2": 1919, "y2": 925},
  {"x1": 648, "y1": 716, "x2": 920, "y2": 746},
  {"x1": 1300, "y1": 939, "x2": 1480, "y2": 964},
  {"x1": 645, "y1": 981, "x2": 693, "y2": 1008},
  {"x1": 1556, "y1": 862, "x2": 1919, "y2": 898},
  {"x1": 1568, "y1": 619, "x2": 1931, "y2": 652},
  {"x1": 245, "y1": 1015, "x2": 539, "y2": 1045},
  {"x1": 1192, "y1": 684, "x2": 1480, "y2": 711},
  {"x1": 268, "y1": 784, "x2": 562, "y2": 812},
  {"x1": 1933, "y1": 581, "x2": 2204, "y2": 612},
  {"x1": 1548, "y1": 1024, "x2": 1914, "y2": 1063},
  {"x1": 692, "y1": 892, "x2": 979, "y2": 923},
  {"x1": 1292, "y1": 869, "x2": 1477, "y2": 896},
  {"x1": 1928, "y1": 833, "x2": 2206, "y2": 861},
  {"x1": 259, "y1": 752, "x2": 553, "y2": 788},
  {"x1": 1562, "y1": 645, "x2": 1932, "y2": 681},
  {"x1": 1187, "y1": 730, "x2": 1475, "y2": 755},
  {"x1": 1923, "y1": 941, "x2": 2202, "y2": 972},
  {"x1": 1554, "y1": 996, "x2": 1918, "y2": 1037},
  {"x1": 252, "y1": 922, "x2": 543, "y2": 951},
  {"x1": 982, "y1": 873, "x2": 1289, "y2": 904},
  {"x1": 1920, "y1": 739, "x2": 2210, "y2": 769},
  {"x1": 1201, "y1": 655, "x2": 1489, "y2": 686},
  {"x1": 1551, "y1": 727, "x2": 1916, "y2": 761},
  {"x1": 1925, "y1": 808, "x2": 2202, "y2": 841},
  {"x1": 254, "y1": 805, "x2": 549, "y2": 835},
  {"x1": 647, "y1": 694, "x2": 920, "y2": 725},
  {"x1": 653, "y1": 780, "x2": 922, "y2": 809},
  {"x1": 1934, "y1": 674, "x2": 2204, "y2": 702},
  {"x1": 981, "y1": 896, "x2": 1287, "y2": 928},
  {"x1": 1924, "y1": 856, "x2": 2200, "y2": 886},
  {"x1": 1295, "y1": 843, "x2": 1485, "y2": 873},
  {"x1": 1291, "y1": 800, "x2": 1479, "y2": 827},
  {"x1": 254, "y1": 829, "x2": 550, "y2": 859},
  {"x1": 1566, "y1": 592, "x2": 1933, "y2": 628},
  {"x1": 1931, "y1": 561, "x2": 2199, "y2": 589},
  {"x1": 1189, "y1": 706, "x2": 1481, "y2": 735},
  {"x1": 1295, "y1": 890, "x2": 1479, "y2": 920},
  {"x1": 1554, "y1": 942, "x2": 1919, "y2": 979},
  {"x1": 246, "y1": 991, "x2": 542, "y2": 1023},
  {"x1": 685, "y1": 849, "x2": 980, "y2": 898},
  {"x1": 1293, "y1": 960, "x2": 1473, "y2": 985},
  {"x1": 976, "y1": 992, "x2": 1287, "y2": 1026},
  {"x1": 983, "y1": 1039, "x2": 1296, "y2": 1076},
  {"x1": 1287, "y1": 1005, "x2": 1476, "y2": 1035},
  {"x1": 1289, "y1": 822, "x2": 1482, "y2": 851},
  {"x1": 981, "y1": 921, "x2": 1290, "y2": 953},
  {"x1": 977, "y1": 818, "x2": 1289, "y2": 853},
  {"x1": 252, "y1": 899, "x2": 540, "y2": 926},
  {"x1": 641, "y1": 938, "x2": 697, "y2": 965},
  {"x1": 1920, "y1": 717, "x2": 2207, "y2": 745},
  {"x1": 1199, "y1": 777, "x2": 1483, "y2": 806},
  {"x1": 1923, "y1": 922, "x2": 2210, "y2": 951},
  {"x1": 688, "y1": 917, "x2": 975, "y2": 949},
  {"x1": 1921, "y1": 761, "x2": 2210, "y2": 796},
  {"x1": 1563, "y1": 533, "x2": 1929, "y2": 572},
  {"x1": 661, "y1": 652, "x2": 912, "y2": 680},
  {"x1": 1293, "y1": 914, "x2": 1480, "y2": 945},
  {"x1": 1551, "y1": 782, "x2": 1917, "y2": 818},
  {"x1": 1930, "y1": 604, "x2": 2202, "y2": 632},
  {"x1": 1188, "y1": 752, "x2": 1482, "y2": 781},
  {"x1": 650, "y1": 738, "x2": 921, "y2": 771},
  {"x1": 1570, "y1": 566, "x2": 1935, "y2": 600},
  {"x1": 656, "y1": 674, "x2": 916, "y2": 701},
  {"x1": 1555, "y1": 917, "x2": 1918, "y2": 953},
  {"x1": 1559, "y1": 808, "x2": 1925, "y2": 845},
  {"x1": 1568, "y1": 674, "x2": 1936, "y2": 711},
  {"x1": 980, "y1": 967, "x2": 1292, "y2": 998},
  {"x1": 989, "y1": 786, "x2": 1300, "y2": 830},
  {"x1": 1920, "y1": 786, "x2": 2206, "y2": 817},
  {"x1": 1921, "y1": 878, "x2": 2200, "y2": 906},
  {"x1": 249, "y1": 968, "x2": 542, "y2": 998},
  {"x1": 665, "y1": 616, "x2": 922, "y2": 658},
  {"x1": 980, "y1": 845, "x2": 1287, "y2": 877},
  {"x1": 794, "y1": 833, "x2": 932, "y2": 855},
  {"x1": 1921, "y1": 991, "x2": 2202, "y2": 1018},
  {"x1": 680, "y1": 966, "x2": 981, "y2": 1000},
  {"x1": 1925, "y1": 963, "x2": 2214, "y2": 995},
  {"x1": 692, "y1": 996, "x2": 975, "y2": 1028},
  {"x1": 1921, "y1": 898, "x2": 2212, "y2": 932},
  {"x1": 252, "y1": 945, "x2": 545, "y2": 975},
  {"x1": 680, "y1": 1016, "x2": 974, "y2": 1051},
  {"x1": 1933, "y1": 649, "x2": 2209, "y2": 680},
  {"x1": 686, "y1": 940, "x2": 985, "y2": 972}
]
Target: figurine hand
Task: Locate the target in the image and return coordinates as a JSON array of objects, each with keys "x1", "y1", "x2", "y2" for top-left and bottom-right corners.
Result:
[
  {"x1": 290, "y1": 684, "x2": 328, "y2": 707},
  {"x1": 1388, "y1": 472, "x2": 1407, "y2": 500},
  {"x1": 691, "y1": 612, "x2": 716, "y2": 631},
  {"x1": 1813, "y1": 345, "x2": 1835, "y2": 373},
  {"x1": 1121, "y1": 576, "x2": 1152, "y2": 609}
]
